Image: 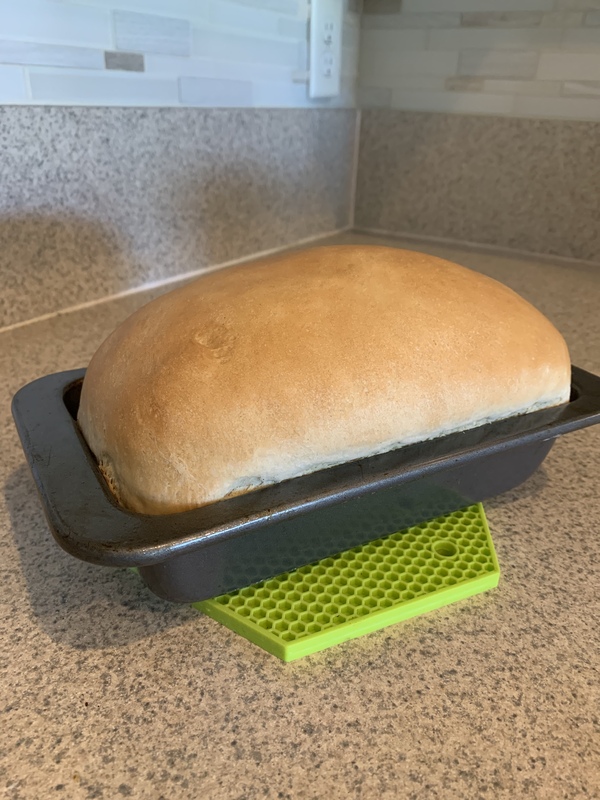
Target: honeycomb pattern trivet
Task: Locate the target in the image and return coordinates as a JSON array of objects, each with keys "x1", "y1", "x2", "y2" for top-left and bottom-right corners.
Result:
[{"x1": 194, "y1": 503, "x2": 499, "y2": 661}]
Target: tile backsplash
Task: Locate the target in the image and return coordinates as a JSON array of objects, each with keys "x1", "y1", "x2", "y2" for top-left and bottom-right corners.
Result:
[
  {"x1": 0, "y1": 0, "x2": 360, "y2": 107},
  {"x1": 360, "y1": 0, "x2": 600, "y2": 120}
]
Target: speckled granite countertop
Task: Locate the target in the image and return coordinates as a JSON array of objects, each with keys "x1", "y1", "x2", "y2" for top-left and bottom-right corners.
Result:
[{"x1": 1, "y1": 233, "x2": 599, "y2": 800}]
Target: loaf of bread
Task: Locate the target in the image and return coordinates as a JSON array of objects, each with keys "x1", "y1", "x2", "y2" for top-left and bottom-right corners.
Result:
[{"x1": 78, "y1": 245, "x2": 571, "y2": 515}]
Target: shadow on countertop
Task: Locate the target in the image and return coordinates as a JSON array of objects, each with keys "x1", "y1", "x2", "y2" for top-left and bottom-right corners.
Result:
[
  {"x1": 4, "y1": 449, "x2": 550, "y2": 652},
  {"x1": 4, "y1": 463, "x2": 199, "y2": 650}
]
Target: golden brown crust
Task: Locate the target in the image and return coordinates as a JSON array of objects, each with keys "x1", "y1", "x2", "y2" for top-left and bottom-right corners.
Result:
[{"x1": 78, "y1": 245, "x2": 571, "y2": 514}]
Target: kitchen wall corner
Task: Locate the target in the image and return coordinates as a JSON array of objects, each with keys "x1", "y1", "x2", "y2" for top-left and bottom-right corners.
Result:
[{"x1": 355, "y1": 110, "x2": 600, "y2": 263}]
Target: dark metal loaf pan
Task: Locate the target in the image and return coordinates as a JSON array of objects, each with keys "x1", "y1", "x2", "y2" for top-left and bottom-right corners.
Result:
[{"x1": 12, "y1": 366, "x2": 600, "y2": 603}]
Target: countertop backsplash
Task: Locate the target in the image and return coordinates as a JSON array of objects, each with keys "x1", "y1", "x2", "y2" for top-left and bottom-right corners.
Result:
[{"x1": 0, "y1": 106, "x2": 356, "y2": 330}]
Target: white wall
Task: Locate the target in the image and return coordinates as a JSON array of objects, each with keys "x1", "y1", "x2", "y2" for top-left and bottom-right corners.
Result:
[
  {"x1": 359, "y1": 0, "x2": 600, "y2": 120},
  {"x1": 0, "y1": 0, "x2": 360, "y2": 106}
]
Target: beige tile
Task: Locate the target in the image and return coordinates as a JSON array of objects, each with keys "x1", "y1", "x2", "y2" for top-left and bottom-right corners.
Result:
[
  {"x1": 562, "y1": 80, "x2": 600, "y2": 97},
  {"x1": 356, "y1": 85, "x2": 392, "y2": 107},
  {"x1": 482, "y1": 78, "x2": 560, "y2": 96},
  {"x1": 445, "y1": 76, "x2": 484, "y2": 91},
  {"x1": 386, "y1": 74, "x2": 447, "y2": 92},
  {"x1": 562, "y1": 28, "x2": 600, "y2": 48},
  {"x1": 359, "y1": 28, "x2": 430, "y2": 53},
  {"x1": 458, "y1": 49, "x2": 539, "y2": 79},
  {"x1": 360, "y1": 44, "x2": 457, "y2": 86},
  {"x1": 541, "y1": 11, "x2": 584, "y2": 26},
  {"x1": 554, "y1": 0, "x2": 600, "y2": 9},
  {"x1": 403, "y1": 0, "x2": 553, "y2": 10},
  {"x1": 361, "y1": 12, "x2": 461, "y2": 28},
  {"x1": 538, "y1": 52, "x2": 600, "y2": 80},
  {"x1": 362, "y1": 0, "x2": 400, "y2": 13},
  {"x1": 513, "y1": 94, "x2": 600, "y2": 119},
  {"x1": 461, "y1": 12, "x2": 543, "y2": 27},
  {"x1": 429, "y1": 27, "x2": 562, "y2": 50},
  {"x1": 390, "y1": 88, "x2": 513, "y2": 113}
]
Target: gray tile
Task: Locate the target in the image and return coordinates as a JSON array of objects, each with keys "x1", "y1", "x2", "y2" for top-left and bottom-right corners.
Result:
[
  {"x1": 0, "y1": 107, "x2": 355, "y2": 327},
  {"x1": 0, "y1": 40, "x2": 103, "y2": 70},
  {"x1": 458, "y1": 49, "x2": 539, "y2": 79},
  {"x1": 114, "y1": 10, "x2": 191, "y2": 57},
  {"x1": 461, "y1": 11, "x2": 543, "y2": 27},
  {"x1": 355, "y1": 110, "x2": 600, "y2": 262},
  {"x1": 104, "y1": 51, "x2": 145, "y2": 72},
  {"x1": 584, "y1": 10, "x2": 600, "y2": 25}
]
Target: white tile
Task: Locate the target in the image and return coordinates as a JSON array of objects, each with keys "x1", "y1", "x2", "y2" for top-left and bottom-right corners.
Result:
[
  {"x1": 0, "y1": 1, "x2": 110, "y2": 48},
  {"x1": 252, "y1": 79, "x2": 313, "y2": 106},
  {"x1": 390, "y1": 88, "x2": 514, "y2": 113},
  {"x1": 512, "y1": 93, "x2": 600, "y2": 119},
  {"x1": 29, "y1": 69, "x2": 179, "y2": 105},
  {"x1": 445, "y1": 76, "x2": 484, "y2": 91},
  {"x1": 0, "y1": 40, "x2": 103, "y2": 70},
  {"x1": 236, "y1": 0, "x2": 299, "y2": 13},
  {"x1": 208, "y1": 1, "x2": 280, "y2": 35},
  {"x1": 538, "y1": 53, "x2": 600, "y2": 80},
  {"x1": 193, "y1": 28, "x2": 302, "y2": 68},
  {"x1": 179, "y1": 75, "x2": 253, "y2": 105},
  {"x1": 361, "y1": 12, "x2": 461, "y2": 29},
  {"x1": 64, "y1": 0, "x2": 209, "y2": 20},
  {"x1": 114, "y1": 11, "x2": 191, "y2": 57},
  {"x1": 402, "y1": 0, "x2": 553, "y2": 11},
  {"x1": 0, "y1": 64, "x2": 27, "y2": 102},
  {"x1": 459, "y1": 50, "x2": 539, "y2": 79},
  {"x1": 482, "y1": 78, "x2": 560, "y2": 96},
  {"x1": 563, "y1": 80, "x2": 600, "y2": 96},
  {"x1": 360, "y1": 50, "x2": 459, "y2": 86},
  {"x1": 145, "y1": 54, "x2": 295, "y2": 83},
  {"x1": 562, "y1": 29, "x2": 600, "y2": 49},
  {"x1": 429, "y1": 28, "x2": 562, "y2": 51},
  {"x1": 278, "y1": 16, "x2": 308, "y2": 39}
]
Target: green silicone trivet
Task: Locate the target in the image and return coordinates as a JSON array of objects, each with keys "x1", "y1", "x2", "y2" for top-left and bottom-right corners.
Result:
[{"x1": 195, "y1": 503, "x2": 499, "y2": 662}]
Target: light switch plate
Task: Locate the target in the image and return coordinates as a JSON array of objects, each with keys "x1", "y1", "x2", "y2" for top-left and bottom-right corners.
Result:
[{"x1": 309, "y1": 0, "x2": 343, "y2": 99}]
